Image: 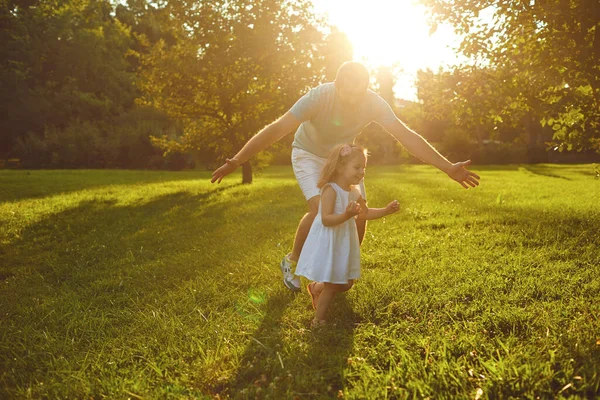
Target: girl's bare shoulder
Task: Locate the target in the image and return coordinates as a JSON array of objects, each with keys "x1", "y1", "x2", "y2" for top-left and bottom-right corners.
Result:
[{"x1": 320, "y1": 184, "x2": 337, "y2": 198}]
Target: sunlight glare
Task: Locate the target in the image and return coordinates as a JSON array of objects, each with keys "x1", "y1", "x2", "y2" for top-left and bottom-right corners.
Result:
[{"x1": 312, "y1": 0, "x2": 462, "y2": 99}]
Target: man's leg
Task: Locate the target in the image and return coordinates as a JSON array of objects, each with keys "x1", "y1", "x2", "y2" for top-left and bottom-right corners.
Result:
[
  {"x1": 288, "y1": 196, "x2": 320, "y2": 262},
  {"x1": 356, "y1": 180, "x2": 368, "y2": 245},
  {"x1": 280, "y1": 196, "x2": 319, "y2": 292},
  {"x1": 282, "y1": 147, "x2": 324, "y2": 292}
]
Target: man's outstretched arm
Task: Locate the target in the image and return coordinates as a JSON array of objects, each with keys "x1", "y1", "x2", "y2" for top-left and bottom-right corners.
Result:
[
  {"x1": 382, "y1": 118, "x2": 480, "y2": 189},
  {"x1": 211, "y1": 111, "x2": 301, "y2": 183}
]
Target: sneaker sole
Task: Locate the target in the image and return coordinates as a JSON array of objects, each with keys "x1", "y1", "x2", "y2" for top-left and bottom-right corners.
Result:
[
  {"x1": 283, "y1": 278, "x2": 301, "y2": 292},
  {"x1": 280, "y1": 258, "x2": 301, "y2": 292}
]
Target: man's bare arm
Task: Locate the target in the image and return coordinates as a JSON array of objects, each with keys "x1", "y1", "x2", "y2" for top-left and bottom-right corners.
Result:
[
  {"x1": 211, "y1": 111, "x2": 301, "y2": 183},
  {"x1": 382, "y1": 118, "x2": 480, "y2": 189}
]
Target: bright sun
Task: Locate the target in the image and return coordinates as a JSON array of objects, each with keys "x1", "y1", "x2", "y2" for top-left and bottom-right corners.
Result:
[{"x1": 311, "y1": 0, "x2": 462, "y2": 99}]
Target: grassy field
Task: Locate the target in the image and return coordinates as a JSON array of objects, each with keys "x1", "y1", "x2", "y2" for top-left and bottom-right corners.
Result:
[{"x1": 1, "y1": 165, "x2": 599, "y2": 399}]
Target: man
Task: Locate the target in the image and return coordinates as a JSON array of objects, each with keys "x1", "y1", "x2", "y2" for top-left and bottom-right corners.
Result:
[{"x1": 212, "y1": 62, "x2": 480, "y2": 292}]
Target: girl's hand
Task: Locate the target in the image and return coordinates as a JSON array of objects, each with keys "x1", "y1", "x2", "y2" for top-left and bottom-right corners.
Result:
[
  {"x1": 345, "y1": 201, "x2": 361, "y2": 217},
  {"x1": 386, "y1": 200, "x2": 400, "y2": 214}
]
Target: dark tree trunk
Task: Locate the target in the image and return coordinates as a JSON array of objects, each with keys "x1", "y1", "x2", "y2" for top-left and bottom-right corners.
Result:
[
  {"x1": 526, "y1": 111, "x2": 548, "y2": 163},
  {"x1": 242, "y1": 161, "x2": 252, "y2": 184}
]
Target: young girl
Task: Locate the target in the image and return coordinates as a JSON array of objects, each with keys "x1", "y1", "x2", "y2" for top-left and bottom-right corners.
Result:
[{"x1": 295, "y1": 143, "x2": 399, "y2": 327}]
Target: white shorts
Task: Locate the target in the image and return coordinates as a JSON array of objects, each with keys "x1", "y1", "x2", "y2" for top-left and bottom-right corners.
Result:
[{"x1": 291, "y1": 147, "x2": 366, "y2": 201}]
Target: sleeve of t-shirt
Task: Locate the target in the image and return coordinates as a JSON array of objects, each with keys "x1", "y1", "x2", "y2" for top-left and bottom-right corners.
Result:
[
  {"x1": 371, "y1": 93, "x2": 397, "y2": 127},
  {"x1": 289, "y1": 85, "x2": 323, "y2": 122}
]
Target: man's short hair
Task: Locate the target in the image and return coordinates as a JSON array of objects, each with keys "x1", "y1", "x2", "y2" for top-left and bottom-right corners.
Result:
[{"x1": 335, "y1": 62, "x2": 370, "y2": 89}]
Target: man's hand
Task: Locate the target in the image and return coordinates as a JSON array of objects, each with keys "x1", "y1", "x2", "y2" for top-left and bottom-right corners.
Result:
[
  {"x1": 446, "y1": 160, "x2": 480, "y2": 189},
  {"x1": 211, "y1": 158, "x2": 240, "y2": 183},
  {"x1": 345, "y1": 201, "x2": 361, "y2": 218}
]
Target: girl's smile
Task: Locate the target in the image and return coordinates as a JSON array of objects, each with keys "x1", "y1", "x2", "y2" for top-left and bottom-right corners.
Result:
[{"x1": 338, "y1": 154, "x2": 366, "y2": 187}]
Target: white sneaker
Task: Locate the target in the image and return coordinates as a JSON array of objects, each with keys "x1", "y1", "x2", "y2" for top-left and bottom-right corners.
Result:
[{"x1": 280, "y1": 254, "x2": 301, "y2": 292}]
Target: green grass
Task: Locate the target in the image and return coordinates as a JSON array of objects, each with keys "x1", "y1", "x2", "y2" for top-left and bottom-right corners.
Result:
[{"x1": 1, "y1": 165, "x2": 599, "y2": 399}]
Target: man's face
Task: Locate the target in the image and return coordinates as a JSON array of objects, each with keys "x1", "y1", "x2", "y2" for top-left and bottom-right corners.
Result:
[{"x1": 336, "y1": 81, "x2": 368, "y2": 106}]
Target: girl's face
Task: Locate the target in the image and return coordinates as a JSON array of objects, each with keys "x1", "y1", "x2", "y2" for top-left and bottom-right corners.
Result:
[{"x1": 338, "y1": 152, "x2": 366, "y2": 185}]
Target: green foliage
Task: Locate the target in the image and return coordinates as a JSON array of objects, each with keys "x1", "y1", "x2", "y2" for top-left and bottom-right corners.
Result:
[
  {"x1": 13, "y1": 107, "x2": 185, "y2": 169},
  {"x1": 1, "y1": 1, "x2": 134, "y2": 136},
  {"x1": 415, "y1": 65, "x2": 556, "y2": 157},
  {"x1": 421, "y1": 0, "x2": 600, "y2": 153},
  {"x1": 1, "y1": 166, "x2": 599, "y2": 398},
  {"x1": 0, "y1": 0, "x2": 179, "y2": 168},
  {"x1": 138, "y1": 0, "x2": 352, "y2": 177},
  {"x1": 357, "y1": 123, "x2": 405, "y2": 165},
  {"x1": 1, "y1": 0, "x2": 353, "y2": 172}
]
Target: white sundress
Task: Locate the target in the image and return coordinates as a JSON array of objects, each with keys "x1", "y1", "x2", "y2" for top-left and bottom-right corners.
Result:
[{"x1": 295, "y1": 182, "x2": 362, "y2": 284}]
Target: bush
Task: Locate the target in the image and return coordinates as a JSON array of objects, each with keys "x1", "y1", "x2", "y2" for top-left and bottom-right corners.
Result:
[
  {"x1": 163, "y1": 151, "x2": 195, "y2": 171},
  {"x1": 356, "y1": 123, "x2": 403, "y2": 164},
  {"x1": 14, "y1": 106, "x2": 181, "y2": 169},
  {"x1": 14, "y1": 132, "x2": 51, "y2": 169},
  {"x1": 438, "y1": 131, "x2": 537, "y2": 165},
  {"x1": 15, "y1": 121, "x2": 105, "y2": 168},
  {"x1": 437, "y1": 128, "x2": 477, "y2": 162},
  {"x1": 471, "y1": 142, "x2": 528, "y2": 164}
]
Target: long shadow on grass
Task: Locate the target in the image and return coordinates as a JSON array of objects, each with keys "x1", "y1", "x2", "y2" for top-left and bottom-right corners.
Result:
[
  {"x1": 0, "y1": 192, "x2": 222, "y2": 330},
  {"x1": 0, "y1": 170, "x2": 216, "y2": 203},
  {"x1": 395, "y1": 171, "x2": 600, "y2": 276},
  {"x1": 398, "y1": 171, "x2": 600, "y2": 238},
  {"x1": 518, "y1": 165, "x2": 572, "y2": 180},
  {"x1": 0, "y1": 182, "x2": 305, "y2": 393},
  {"x1": 0, "y1": 181, "x2": 298, "y2": 296},
  {"x1": 221, "y1": 292, "x2": 357, "y2": 398},
  {"x1": 371, "y1": 174, "x2": 600, "y2": 396}
]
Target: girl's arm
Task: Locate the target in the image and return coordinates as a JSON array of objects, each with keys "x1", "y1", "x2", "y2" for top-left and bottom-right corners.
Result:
[
  {"x1": 321, "y1": 186, "x2": 361, "y2": 227},
  {"x1": 358, "y1": 197, "x2": 399, "y2": 221}
]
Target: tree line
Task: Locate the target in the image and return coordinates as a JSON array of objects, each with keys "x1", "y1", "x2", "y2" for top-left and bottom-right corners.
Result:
[
  {"x1": 415, "y1": 0, "x2": 600, "y2": 163},
  {"x1": 1, "y1": 0, "x2": 352, "y2": 171},
  {"x1": 1, "y1": 0, "x2": 598, "y2": 174}
]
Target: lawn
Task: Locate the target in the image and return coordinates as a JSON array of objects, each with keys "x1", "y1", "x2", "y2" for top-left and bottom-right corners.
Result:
[{"x1": 1, "y1": 165, "x2": 599, "y2": 399}]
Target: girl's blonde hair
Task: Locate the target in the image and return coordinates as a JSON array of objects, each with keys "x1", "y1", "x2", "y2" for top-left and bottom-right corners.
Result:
[{"x1": 317, "y1": 143, "x2": 367, "y2": 188}]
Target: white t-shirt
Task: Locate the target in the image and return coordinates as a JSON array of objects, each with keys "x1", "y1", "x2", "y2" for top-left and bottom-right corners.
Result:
[{"x1": 290, "y1": 82, "x2": 397, "y2": 158}]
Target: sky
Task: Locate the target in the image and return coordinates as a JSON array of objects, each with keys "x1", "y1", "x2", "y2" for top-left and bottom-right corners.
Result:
[{"x1": 310, "y1": 0, "x2": 464, "y2": 100}]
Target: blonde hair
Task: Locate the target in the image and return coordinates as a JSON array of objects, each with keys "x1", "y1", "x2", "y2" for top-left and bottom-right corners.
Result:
[{"x1": 317, "y1": 144, "x2": 368, "y2": 188}]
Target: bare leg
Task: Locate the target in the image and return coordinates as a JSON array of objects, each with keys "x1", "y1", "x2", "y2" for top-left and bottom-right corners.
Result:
[
  {"x1": 314, "y1": 281, "x2": 354, "y2": 322},
  {"x1": 314, "y1": 284, "x2": 337, "y2": 321},
  {"x1": 357, "y1": 181, "x2": 368, "y2": 245},
  {"x1": 288, "y1": 196, "x2": 320, "y2": 262},
  {"x1": 313, "y1": 282, "x2": 325, "y2": 295},
  {"x1": 356, "y1": 217, "x2": 367, "y2": 245}
]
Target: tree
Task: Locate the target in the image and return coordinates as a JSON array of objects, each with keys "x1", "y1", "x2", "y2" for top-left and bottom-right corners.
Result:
[
  {"x1": 140, "y1": 0, "x2": 340, "y2": 183},
  {"x1": 1, "y1": 0, "x2": 187, "y2": 168},
  {"x1": 421, "y1": 0, "x2": 600, "y2": 152},
  {"x1": 320, "y1": 27, "x2": 353, "y2": 82},
  {"x1": 357, "y1": 65, "x2": 403, "y2": 164},
  {"x1": 0, "y1": 0, "x2": 141, "y2": 162}
]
